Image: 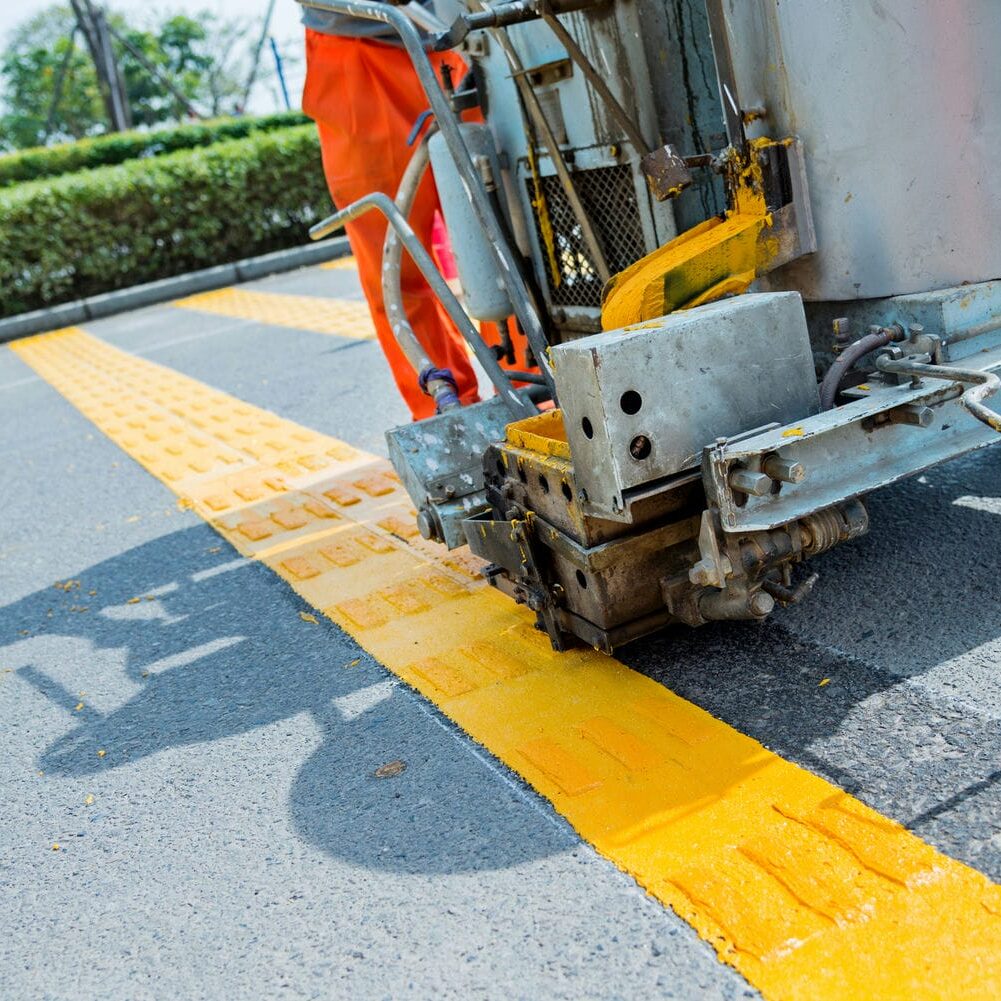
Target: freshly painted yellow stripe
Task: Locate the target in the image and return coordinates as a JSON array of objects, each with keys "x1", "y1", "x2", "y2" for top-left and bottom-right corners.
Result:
[
  {"x1": 174, "y1": 287, "x2": 375, "y2": 339},
  {"x1": 12, "y1": 327, "x2": 1001, "y2": 1000}
]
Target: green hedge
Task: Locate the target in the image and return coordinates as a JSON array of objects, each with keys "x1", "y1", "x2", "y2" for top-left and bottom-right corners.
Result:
[
  {"x1": 0, "y1": 124, "x2": 332, "y2": 317},
  {"x1": 0, "y1": 111, "x2": 310, "y2": 188}
]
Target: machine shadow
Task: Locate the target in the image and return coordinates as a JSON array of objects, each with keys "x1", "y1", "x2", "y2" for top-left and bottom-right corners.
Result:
[
  {"x1": 2, "y1": 525, "x2": 569, "y2": 875},
  {"x1": 8, "y1": 450, "x2": 1001, "y2": 879}
]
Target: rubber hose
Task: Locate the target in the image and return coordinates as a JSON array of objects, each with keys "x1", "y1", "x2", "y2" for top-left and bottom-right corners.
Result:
[{"x1": 819, "y1": 330, "x2": 895, "y2": 410}]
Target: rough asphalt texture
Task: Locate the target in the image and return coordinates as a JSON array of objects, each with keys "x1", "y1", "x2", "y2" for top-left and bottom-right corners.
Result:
[{"x1": 2, "y1": 263, "x2": 999, "y2": 1000}]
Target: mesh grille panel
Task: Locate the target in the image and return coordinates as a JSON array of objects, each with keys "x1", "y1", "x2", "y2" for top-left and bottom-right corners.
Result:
[{"x1": 527, "y1": 164, "x2": 647, "y2": 309}]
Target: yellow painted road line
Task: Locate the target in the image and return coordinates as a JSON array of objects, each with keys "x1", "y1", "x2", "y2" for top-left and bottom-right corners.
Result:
[
  {"x1": 174, "y1": 287, "x2": 375, "y2": 339},
  {"x1": 12, "y1": 327, "x2": 1001, "y2": 1000},
  {"x1": 318, "y1": 255, "x2": 358, "y2": 271}
]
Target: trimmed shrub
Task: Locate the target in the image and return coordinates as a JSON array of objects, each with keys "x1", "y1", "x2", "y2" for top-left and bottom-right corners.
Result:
[
  {"x1": 0, "y1": 111, "x2": 310, "y2": 188},
  {"x1": 0, "y1": 124, "x2": 332, "y2": 317}
]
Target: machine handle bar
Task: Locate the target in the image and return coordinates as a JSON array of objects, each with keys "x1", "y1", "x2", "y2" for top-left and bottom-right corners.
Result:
[
  {"x1": 297, "y1": 0, "x2": 556, "y2": 396},
  {"x1": 311, "y1": 193, "x2": 535, "y2": 418},
  {"x1": 875, "y1": 355, "x2": 1001, "y2": 433}
]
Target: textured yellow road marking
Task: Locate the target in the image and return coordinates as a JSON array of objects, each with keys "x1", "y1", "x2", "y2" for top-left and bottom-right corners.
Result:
[
  {"x1": 319, "y1": 255, "x2": 357, "y2": 270},
  {"x1": 174, "y1": 287, "x2": 375, "y2": 339},
  {"x1": 12, "y1": 327, "x2": 1001, "y2": 1000}
]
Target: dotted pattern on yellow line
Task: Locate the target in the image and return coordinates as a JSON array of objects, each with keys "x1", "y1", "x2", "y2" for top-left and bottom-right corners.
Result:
[
  {"x1": 319, "y1": 255, "x2": 358, "y2": 270},
  {"x1": 12, "y1": 327, "x2": 1001, "y2": 1001},
  {"x1": 173, "y1": 287, "x2": 375, "y2": 339}
]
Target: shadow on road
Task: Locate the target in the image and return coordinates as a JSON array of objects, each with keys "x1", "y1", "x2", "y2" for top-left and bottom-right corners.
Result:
[
  {"x1": 3, "y1": 525, "x2": 571, "y2": 874},
  {"x1": 4, "y1": 443, "x2": 1001, "y2": 880}
]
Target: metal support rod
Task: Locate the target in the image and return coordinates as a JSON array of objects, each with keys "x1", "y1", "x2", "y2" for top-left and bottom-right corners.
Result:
[
  {"x1": 243, "y1": 0, "x2": 277, "y2": 112},
  {"x1": 107, "y1": 23, "x2": 204, "y2": 119},
  {"x1": 762, "y1": 571, "x2": 819, "y2": 607},
  {"x1": 95, "y1": 8, "x2": 132, "y2": 130},
  {"x1": 401, "y1": 1, "x2": 449, "y2": 35},
  {"x1": 269, "y1": 37, "x2": 291, "y2": 111},
  {"x1": 297, "y1": 0, "x2": 556, "y2": 397},
  {"x1": 537, "y1": 6, "x2": 651, "y2": 155},
  {"x1": 876, "y1": 355, "x2": 1001, "y2": 433},
  {"x1": 703, "y1": 0, "x2": 746, "y2": 155},
  {"x1": 43, "y1": 27, "x2": 79, "y2": 141},
  {"x1": 71, "y1": 0, "x2": 130, "y2": 132},
  {"x1": 480, "y1": 11, "x2": 611, "y2": 284},
  {"x1": 459, "y1": 1, "x2": 535, "y2": 32},
  {"x1": 433, "y1": 0, "x2": 600, "y2": 49},
  {"x1": 311, "y1": 192, "x2": 536, "y2": 418}
]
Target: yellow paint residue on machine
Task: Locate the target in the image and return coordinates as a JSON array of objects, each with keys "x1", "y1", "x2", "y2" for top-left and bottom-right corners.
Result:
[
  {"x1": 505, "y1": 409, "x2": 571, "y2": 460},
  {"x1": 12, "y1": 326, "x2": 1001, "y2": 1001},
  {"x1": 600, "y1": 138, "x2": 788, "y2": 330}
]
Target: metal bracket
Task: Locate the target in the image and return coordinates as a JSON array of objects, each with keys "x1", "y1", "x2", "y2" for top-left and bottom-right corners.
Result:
[
  {"x1": 876, "y1": 354, "x2": 1001, "y2": 433},
  {"x1": 703, "y1": 346, "x2": 1001, "y2": 532},
  {"x1": 386, "y1": 395, "x2": 520, "y2": 549}
]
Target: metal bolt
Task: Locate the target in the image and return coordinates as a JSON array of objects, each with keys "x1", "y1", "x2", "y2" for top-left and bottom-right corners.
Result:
[
  {"x1": 762, "y1": 455, "x2": 806, "y2": 484},
  {"x1": 889, "y1": 404, "x2": 935, "y2": 427},
  {"x1": 415, "y1": 508, "x2": 440, "y2": 542},
  {"x1": 749, "y1": 591, "x2": 775, "y2": 617},
  {"x1": 832, "y1": 316, "x2": 852, "y2": 345},
  {"x1": 728, "y1": 468, "x2": 772, "y2": 497},
  {"x1": 525, "y1": 592, "x2": 546, "y2": 612},
  {"x1": 629, "y1": 435, "x2": 652, "y2": 460}
]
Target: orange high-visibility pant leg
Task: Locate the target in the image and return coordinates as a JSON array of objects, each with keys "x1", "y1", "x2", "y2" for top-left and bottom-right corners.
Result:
[{"x1": 302, "y1": 30, "x2": 479, "y2": 420}]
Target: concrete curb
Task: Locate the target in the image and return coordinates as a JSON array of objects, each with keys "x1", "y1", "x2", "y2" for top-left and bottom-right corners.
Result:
[{"x1": 0, "y1": 237, "x2": 351, "y2": 345}]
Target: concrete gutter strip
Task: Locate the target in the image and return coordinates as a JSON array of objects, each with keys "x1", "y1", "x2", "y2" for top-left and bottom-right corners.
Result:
[
  {"x1": 0, "y1": 237, "x2": 350, "y2": 345},
  {"x1": 84, "y1": 264, "x2": 240, "y2": 320},
  {"x1": 233, "y1": 240, "x2": 350, "y2": 281}
]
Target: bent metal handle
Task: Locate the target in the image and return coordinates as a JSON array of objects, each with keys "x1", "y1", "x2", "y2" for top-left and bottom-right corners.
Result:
[
  {"x1": 311, "y1": 193, "x2": 535, "y2": 418},
  {"x1": 960, "y1": 371, "x2": 1001, "y2": 432},
  {"x1": 875, "y1": 355, "x2": 1001, "y2": 433},
  {"x1": 297, "y1": 0, "x2": 556, "y2": 396}
]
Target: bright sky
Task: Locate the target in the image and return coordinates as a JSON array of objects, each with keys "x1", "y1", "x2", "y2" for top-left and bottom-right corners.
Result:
[{"x1": 0, "y1": 1, "x2": 308, "y2": 114}]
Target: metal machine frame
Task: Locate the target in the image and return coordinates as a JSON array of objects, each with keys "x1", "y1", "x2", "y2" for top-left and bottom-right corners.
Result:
[{"x1": 299, "y1": 0, "x2": 1001, "y2": 652}]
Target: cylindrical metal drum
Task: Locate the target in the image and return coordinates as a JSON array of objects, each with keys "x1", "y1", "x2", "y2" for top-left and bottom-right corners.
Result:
[
  {"x1": 722, "y1": 1, "x2": 1001, "y2": 300},
  {"x1": 428, "y1": 124, "x2": 514, "y2": 322}
]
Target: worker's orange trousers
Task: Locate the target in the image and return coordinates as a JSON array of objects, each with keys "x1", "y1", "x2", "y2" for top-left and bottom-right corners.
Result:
[{"x1": 302, "y1": 30, "x2": 480, "y2": 420}]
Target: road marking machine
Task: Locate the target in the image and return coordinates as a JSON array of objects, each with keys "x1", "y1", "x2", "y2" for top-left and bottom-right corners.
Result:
[{"x1": 304, "y1": 0, "x2": 1001, "y2": 652}]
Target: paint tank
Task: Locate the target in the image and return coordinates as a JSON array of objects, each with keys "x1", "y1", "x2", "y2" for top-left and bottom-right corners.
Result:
[
  {"x1": 721, "y1": 0, "x2": 1001, "y2": 300},
  {"x1": 428, "y1": 125, "x2": 514, "y2": 322}
]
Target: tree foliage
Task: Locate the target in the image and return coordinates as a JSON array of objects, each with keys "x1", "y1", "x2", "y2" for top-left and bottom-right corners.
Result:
[
  {"x1": 0, "y1": 7, "x2": 104, "y2": 150},
  {"x1": 0, "y1": 5, "x2": 254, "y2": 151}
]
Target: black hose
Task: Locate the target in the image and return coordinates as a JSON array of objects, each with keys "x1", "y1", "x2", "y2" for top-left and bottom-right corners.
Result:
[{"x1": 819, "y1": 329, "x2": 899, "y2": 410}]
